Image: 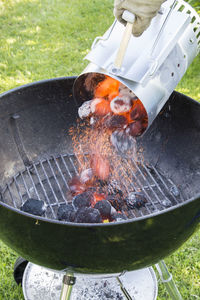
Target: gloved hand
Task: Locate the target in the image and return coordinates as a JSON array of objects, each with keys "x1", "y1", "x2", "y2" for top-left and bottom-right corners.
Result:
[{"x1": 114, "y1": 0, "x2": 165, "y2": 36}]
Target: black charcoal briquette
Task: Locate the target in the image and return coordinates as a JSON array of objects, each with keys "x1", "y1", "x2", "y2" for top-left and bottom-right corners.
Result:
[
  {"x1": 72, "y1": 191, "x2": 93, "y2": 209},
  {"x1": 75, "y1": 207, "x2": 102, "y2": 223},
  {"x1": 20, "y1": 198, "x2": 46, "y2": 216},
  {"x1": 94, "y1": 200, "x2": 111, "y2": 218},
  {"x1": 57, "y1": 204, "x2": 76, "y2": 222}
]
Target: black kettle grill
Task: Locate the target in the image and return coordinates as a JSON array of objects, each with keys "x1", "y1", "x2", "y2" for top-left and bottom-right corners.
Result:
[{"x1": 0, "y1": 77, "x2": 199, "y2": 277}]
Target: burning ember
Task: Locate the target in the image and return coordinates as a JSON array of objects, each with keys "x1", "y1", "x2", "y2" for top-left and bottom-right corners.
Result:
[
  {"x1": 79, "y1": 76, "x2": 147, "y2": 136},
  {"x1": 67, "y1": 76, "x2": 148, "y2": 223}
]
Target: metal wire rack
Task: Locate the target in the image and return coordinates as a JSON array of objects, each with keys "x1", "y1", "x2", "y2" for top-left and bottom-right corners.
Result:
[{"x1": 0, "y1": 153, "x2": 184, "y2": 221}]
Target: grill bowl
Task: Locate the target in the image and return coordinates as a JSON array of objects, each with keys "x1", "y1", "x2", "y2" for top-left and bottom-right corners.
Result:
[{"x1": 0, "y1": 77, "x2": 199, "y2": 273}]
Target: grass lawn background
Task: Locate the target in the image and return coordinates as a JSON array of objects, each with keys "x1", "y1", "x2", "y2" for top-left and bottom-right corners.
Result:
[{"x1": 0, "y1": 0, "x2": 199, "y2": 299}]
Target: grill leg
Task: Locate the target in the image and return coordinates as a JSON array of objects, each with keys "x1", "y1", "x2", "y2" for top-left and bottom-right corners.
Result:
[
  {"x1": 116, "y1": 275, "x2": 134, "y2": 300},
  {"x1": 155, "y1": 260, "x2": 183, "y2": 300},
  {"x1": 60, "y1": 271, "x2": 76, "y2": 300}
]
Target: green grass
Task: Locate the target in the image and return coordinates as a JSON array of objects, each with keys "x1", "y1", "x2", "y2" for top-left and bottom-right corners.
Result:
[
  {"x1": 176, "y1": 55, "x2": 200, "y2": 101},
  {"x1": 155, "y1": 232, "x2": 200, "y2": 299},
  {"x1": 0, "y1": 241, "x2": 24, "y2": 299},
  {"x1": 0, "y1": 0, "x2": 114, "y2": 92},
  {"x1": 0, "y1": 0, "x2": 200, "y2": 299}
]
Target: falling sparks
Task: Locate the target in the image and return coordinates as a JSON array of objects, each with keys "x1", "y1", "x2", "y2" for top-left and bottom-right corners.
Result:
[{"x1": 68, "y1": 75, "x2": 147, "y2": 222}]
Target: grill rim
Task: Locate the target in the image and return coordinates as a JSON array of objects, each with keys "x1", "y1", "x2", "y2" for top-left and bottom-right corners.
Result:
[
  {"x1": 1, "y1": 189, "x2": 199, "y2": 227},
  {"x1": 0, "y1": 76, "x2": 199, "y2": 109},
  {"x1": 0, "y1": 76, "x2": 77, "y2": 100},
  {"x1": 0, "y1": 152, "x2": 195, "y2": 226}
]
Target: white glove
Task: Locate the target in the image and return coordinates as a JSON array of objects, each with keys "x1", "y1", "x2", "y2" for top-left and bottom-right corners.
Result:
[{"x1": 114, "y1": 0, "x2": 165, "y2": 36}]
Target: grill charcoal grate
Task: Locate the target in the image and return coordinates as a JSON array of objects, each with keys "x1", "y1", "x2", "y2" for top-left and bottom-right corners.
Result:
[{"x1": 0, "y1": 153, "x2": 185, "y2": 221}]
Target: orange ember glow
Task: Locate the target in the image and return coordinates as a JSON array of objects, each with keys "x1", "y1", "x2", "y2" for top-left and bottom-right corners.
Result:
[
  {"x1": 91, "y1": 154, "x2": 110, "y2": 181},
  {"x1": 95, "y1": 75, "x2": 120, "y2": 99},
  {"x1": 91, "y1": 98, "x2": 111, "y2": 116},
  {"x1": 92, "y1": 76, "x2": 148, "y2": 137},
  {"x1": 69, "y1": 176, "x2": 86, "y2": 195},
  {"x1": 92, "y1": 192, "x2": 106, "y2": 206}
]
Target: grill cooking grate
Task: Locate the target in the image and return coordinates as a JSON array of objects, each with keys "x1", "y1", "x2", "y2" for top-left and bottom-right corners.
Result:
[{"x1": 1, "y1": 153, "x2": 185, "y2": 221}]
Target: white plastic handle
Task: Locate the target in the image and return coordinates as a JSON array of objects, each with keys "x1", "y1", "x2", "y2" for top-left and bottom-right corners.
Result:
[{"x1": 122, "y1": 10, "x2": 135, "y2": 23}]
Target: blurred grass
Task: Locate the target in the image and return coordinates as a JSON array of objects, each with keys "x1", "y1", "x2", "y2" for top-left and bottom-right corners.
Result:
[
  {"x1": 176, "y1": 55, "x2": 200, "y2": 101},
  {"x1": 0, "y1": 0, "x2": 199, "y2": 299},
  {"x1": 0, "y1": 0, "x2": 114, "y2": 92}
]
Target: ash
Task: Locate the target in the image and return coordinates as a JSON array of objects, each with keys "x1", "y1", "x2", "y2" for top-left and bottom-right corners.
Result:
[
  {"x1": 110, "y1": 130, "x2": 137, "y2": 154},
  {"x1": 78, "y1": 100, "x2": 92, "y2": 119},
  {"x1": 72, "y1": 277, "x2": 125, "y2": 300}
]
